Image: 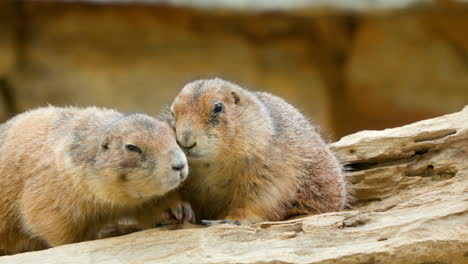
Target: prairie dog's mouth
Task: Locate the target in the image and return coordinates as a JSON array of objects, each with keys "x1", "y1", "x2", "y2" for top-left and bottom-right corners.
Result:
[
  {"x1": 185, "y1": 151, "x2": 205, "y2": 159},
  {"x1": 180, "y1": 168, "x2": 188, "y2": 181},
  {"x1": 163, "y1": 170, "x2": 185, "y2": 191}
]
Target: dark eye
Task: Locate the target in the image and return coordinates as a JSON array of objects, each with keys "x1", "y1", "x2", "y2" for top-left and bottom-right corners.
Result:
[
  {"x1": 212, "y1": 102, "x2": 224, "y2": 116},
  {"x1": 125, "y1": 144, "x2": 142, "y2": 154}
]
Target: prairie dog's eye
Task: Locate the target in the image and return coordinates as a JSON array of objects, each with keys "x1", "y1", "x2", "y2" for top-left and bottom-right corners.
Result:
[
  {"x1": 212, "y1": 102, "x2": 224, "y2": 116},
  {"x1": 125, "y1": 144, "x2": 142, "y2": 154}
]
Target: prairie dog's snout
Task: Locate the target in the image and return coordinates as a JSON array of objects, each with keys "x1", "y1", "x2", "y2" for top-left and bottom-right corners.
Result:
[
  {"x1": 175, "y1": 123, "x2": 198, "y2": 151},
  {"x1": 170, "y1": 147, "x2": 188, "y2": 181},
  {"x1": 179, "y1": 132, "x2": 196, "y2": 149}
]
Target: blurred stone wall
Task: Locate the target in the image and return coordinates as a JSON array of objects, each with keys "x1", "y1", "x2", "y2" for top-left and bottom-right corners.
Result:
[
  {"x1": 0, "y1": 0, "x2": 467, "y2": 139},
  {"x1": 0, "y1": 0, "x2": 17, "y2": 121}
]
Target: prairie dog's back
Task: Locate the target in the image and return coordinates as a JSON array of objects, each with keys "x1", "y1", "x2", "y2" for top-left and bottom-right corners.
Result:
[
  {"x1": 0, "y1": 107, "x2": 122, "y2": 174},
  {"x1": 0, "y1": 108, "x2": 58, "y2": 178},
  {"x1": 0, "y1": 107, "x2": 62, "y2": 253},
  {"x1": 254, "y1": 92, "x2": 319, "y2": 140},
  {"x1": 0, "y1": 106, "x2": 122, "y2": 246},
  {"x1": 253, "y1": 91, "x2": 323, "y2": 151}
]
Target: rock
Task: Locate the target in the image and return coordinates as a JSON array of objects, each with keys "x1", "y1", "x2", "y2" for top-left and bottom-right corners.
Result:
[
  {"x1": 344, "y1": 2, "x2": 468, "y2": 135},
  {"x1": 332, "y1": 106, "x2": 468, "y2": 203},
  {"x1": 0, "y1": 0, "x2": 15, "y2": 76},
  {"x1": 10, "y1": 3, "x2": 332, "y2": 131},
  {"x1": 8, "y1": 1, "x2": 467, "y2": 139},
  {"x1": 1, "y1": 107, "x2": 466, "y2": 263},
  {"x1": 0, "y1": 0, "x2": 16, "y2": 122}
]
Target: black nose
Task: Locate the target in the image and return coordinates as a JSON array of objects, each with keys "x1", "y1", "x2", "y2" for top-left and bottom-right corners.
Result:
[{"x1": 172, "y1": 163, "x2": 186, "y2": 171}]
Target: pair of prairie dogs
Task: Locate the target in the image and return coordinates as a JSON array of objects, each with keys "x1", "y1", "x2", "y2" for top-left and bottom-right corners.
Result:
[{"x1": 0, "y1": 78, "x2": 347, "y2": 255}]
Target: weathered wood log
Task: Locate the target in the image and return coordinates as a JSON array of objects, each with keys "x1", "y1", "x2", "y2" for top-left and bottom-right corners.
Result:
[{"x1": 1, "y1": 107, "x2": 467, "y2": 264}]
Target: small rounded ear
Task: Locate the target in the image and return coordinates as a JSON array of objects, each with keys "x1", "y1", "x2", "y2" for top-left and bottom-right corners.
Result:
[
  {"x1": 231, "y1": 91, "x2": 240, "y2": 105},
  {"x1": 101, "y1": 136, "x2": 111, "y2": 150}
]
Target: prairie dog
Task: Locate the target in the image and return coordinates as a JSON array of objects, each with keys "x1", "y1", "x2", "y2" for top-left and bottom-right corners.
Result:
[
  {"x1": 0, "y1": 106, "x2": 188, "y2": 255},
  {"x1": 169, "y1": 78, "x2": 347, "y2": 224}
]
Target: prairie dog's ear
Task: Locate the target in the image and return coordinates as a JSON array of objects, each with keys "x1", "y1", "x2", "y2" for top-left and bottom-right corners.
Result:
[
  {"x1": 231, "y1": 91, "x2": 240, "y2": 105},
  {"x1": 101, "y1": 135, "x2": 122, "y2": 150},
  {"x1": 101, "y1": 136, "x2": 111, "y2": 150}
]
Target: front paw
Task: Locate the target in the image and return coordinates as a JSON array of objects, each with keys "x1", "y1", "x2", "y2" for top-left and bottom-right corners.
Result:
[{"x1": 164, "y1": 201, "x2": 195, "y2": 224}]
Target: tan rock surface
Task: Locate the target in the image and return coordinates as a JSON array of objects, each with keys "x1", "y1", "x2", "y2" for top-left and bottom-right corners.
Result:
[
  {"x1": 0, "y1": 0, "x2": 15, "y2": 122},
  {"x1": 344, "y1": 5, "x2": 468, "y2": 135},
  {"x1": 6, "y1": 1, "x2": 467, "y2": 138},
  {"x1": 0, "y1": 0, "x2": 15, "y2": 76},
  {"x1": 10, "y1": 3, "x2": 331, "y2": 128},
  {"x1": 1, "y1": 107, "x2": 466, "y2": 263}
]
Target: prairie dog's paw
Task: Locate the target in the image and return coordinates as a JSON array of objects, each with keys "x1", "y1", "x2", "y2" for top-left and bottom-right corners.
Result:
[{"x1": 163, "y1": 200, "x2": 195, "y2": 224}]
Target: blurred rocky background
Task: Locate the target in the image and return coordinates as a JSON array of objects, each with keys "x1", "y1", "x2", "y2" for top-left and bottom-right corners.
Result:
[{"x1": 0, "y1": 0, "x2": 467, "y2": 139}]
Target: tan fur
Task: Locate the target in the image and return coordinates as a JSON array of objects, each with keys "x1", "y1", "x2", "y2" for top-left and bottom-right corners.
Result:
[
  {"x1": 169, "y1": 78, "x2": 348, "y2": 224},
  {"x1": 0, "y1": 106, "x2": 188, "y2": 255}
]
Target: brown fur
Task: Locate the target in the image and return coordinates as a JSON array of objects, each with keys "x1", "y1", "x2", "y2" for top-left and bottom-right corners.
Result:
[
  {"x1": 168, "y1": 78, "x2": 347, "y2": 224},
  {"x1": 0, "y1": 106, "x2": 188, "y2": 255}
]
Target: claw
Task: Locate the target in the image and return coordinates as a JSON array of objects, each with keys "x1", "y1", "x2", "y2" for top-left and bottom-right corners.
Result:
[
  {"x1": 191, "y1": 212, "x2": 195, "y2": 224},
  {"x1": 182, "y1": 202, "x2": 195, "y2": 224},
  {"x1": 167, "y1": 202, "x2": 195, "y2": 224},
  {"x1": 201, "y1": 220, "x2": 214, "y2": 226},
  {"x1": 170, "y1": 204, "x2": 183, "y2": 222},
  {"x1": 201, "y1": 219, "x2": 239, "y2": 226}
]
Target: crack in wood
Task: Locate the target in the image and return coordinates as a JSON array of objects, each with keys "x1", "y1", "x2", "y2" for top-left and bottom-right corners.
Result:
[
  {"x1": 414, "y1": 129, "x2": 457, "y2": 143},
  {"x1": 343, "y1": 148, "x2": 430, "y2": 173}
]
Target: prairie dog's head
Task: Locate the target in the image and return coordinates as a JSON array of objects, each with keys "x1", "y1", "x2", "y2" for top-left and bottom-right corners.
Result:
[
  {"x1": 170, "y1": 78, "x2": 264, "y2": 161},
  {"x1": 91, "y1": 114, "x2": 188, "y2": 205}
]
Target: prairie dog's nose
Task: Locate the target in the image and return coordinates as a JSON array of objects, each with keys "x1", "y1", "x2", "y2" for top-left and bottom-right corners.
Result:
[
  {"x1": 172, "y1": 162, "x2": 186, "y2": 171},
  {"x1": 170, "y1": 148, "x2": 188, "y2": 178},
  {"x1": 178, "y1": 131, "x2": 196, "y2": 149}
]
